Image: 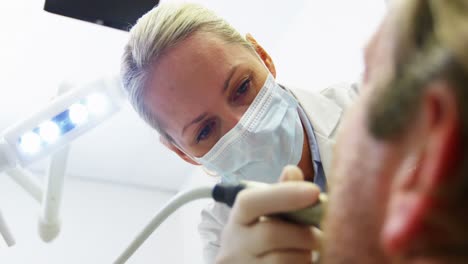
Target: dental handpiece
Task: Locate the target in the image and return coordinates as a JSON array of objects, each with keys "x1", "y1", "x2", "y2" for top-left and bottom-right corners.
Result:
[
  {"x1": 213, "y1": 181, "x2": 327, "y2": 227},
  {"x1": 115, "y1": 180, "x2": 326, "y2": 263}
]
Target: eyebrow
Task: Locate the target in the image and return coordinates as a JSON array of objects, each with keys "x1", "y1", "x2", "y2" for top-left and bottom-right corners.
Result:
[
  {"x1": 182, "y1": 112, "x2": 208, "y2": 136},
  {"x1": 181, "y1": 65, "x2": 239, "y2": 137}
]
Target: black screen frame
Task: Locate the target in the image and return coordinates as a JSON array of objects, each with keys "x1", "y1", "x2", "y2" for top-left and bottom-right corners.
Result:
[{"x1": 44, "y1": 0, "x2": 159, "y2": 31}]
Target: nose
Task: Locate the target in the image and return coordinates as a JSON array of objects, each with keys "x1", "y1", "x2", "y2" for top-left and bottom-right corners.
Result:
[{"x1": 219, "y1": 104, "x2": 246, "y2": 134}]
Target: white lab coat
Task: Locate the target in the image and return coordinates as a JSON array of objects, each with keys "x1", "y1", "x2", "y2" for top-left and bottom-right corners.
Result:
[{"x1": 198, "y1": 83, "x2": 360, "y2": 263}]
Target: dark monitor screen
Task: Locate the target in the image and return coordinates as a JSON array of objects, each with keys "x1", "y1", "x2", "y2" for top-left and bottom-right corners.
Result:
[{"x1": 44, "y1": 0, "x2": 159, "y2": 31}]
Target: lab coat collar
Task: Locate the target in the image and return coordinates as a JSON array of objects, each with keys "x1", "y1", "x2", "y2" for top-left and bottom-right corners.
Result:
[
  {"x1": 282, "y1": 85, "x2": 343, "y2": 177},
  {"x1": 286, "y1": 86, "x2": 342, "y2": 138}
]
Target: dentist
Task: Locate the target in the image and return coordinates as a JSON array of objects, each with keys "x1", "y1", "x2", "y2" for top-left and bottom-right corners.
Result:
[{"x1": 121, "y1": 3, "x2": 358, "y2": 262}]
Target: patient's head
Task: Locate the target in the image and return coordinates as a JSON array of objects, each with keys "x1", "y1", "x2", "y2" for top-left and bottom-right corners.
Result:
[{"x1": 324, "y1": 0, "x2": 468, "y2": 263}]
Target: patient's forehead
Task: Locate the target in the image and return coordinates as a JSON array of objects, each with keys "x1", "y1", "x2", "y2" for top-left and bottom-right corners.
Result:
[{"x1": 363, "y1": 12, "x2": 398, "y2": 93}]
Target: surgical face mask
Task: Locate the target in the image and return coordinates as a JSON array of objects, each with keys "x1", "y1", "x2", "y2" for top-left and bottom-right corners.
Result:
[{"x1": 188, "y1": 74, "x2": 304, "y2": 183}]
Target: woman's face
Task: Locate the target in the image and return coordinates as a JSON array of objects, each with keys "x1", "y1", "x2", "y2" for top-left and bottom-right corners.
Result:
[{"x1": 144, "y1": 31, "x2": 271, "y2": 158}]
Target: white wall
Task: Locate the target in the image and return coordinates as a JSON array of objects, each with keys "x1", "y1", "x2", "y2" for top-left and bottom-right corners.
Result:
[
  {"x1": 0, "y1": 173, "x2": 200, "y2": 264},
  {"x1": 272, "y1": 0, "x2": 386, "y2": 89}
]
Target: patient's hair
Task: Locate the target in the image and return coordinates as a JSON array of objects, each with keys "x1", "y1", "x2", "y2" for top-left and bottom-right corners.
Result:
[
  {"x1": 367, "y1": 0, "x2": 468, "y2": 255},
  {"x1": 121, "y1": 3, "x2": 251, "y2": 140}
]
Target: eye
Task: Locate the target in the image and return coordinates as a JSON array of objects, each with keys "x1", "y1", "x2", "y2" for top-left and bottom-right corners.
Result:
[
  {"x1": 232, "y1": 79, "x2": 251, "y2": 101},
  {"x1": 196, "y1": 120, "x2": 215, "y2": 143}
]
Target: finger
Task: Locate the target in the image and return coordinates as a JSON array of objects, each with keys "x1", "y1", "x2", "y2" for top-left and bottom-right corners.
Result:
[
  {"x1": 260, "y1": 249, "x2": 312, "y2": 264},
  {"x1": 279, "y1": 165, "x2": 305, "y2": 182},
  {"x1": 248, "y1": 219, "x2": 318, "y2": 254},
  {"x1": 231, "y1": 182, "x2": 320, "y2": 225},
  {"x1": 310, "y1": 227, "x2": 323, "y2": 250}
]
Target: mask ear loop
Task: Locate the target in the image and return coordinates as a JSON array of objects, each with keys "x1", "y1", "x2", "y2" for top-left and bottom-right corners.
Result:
[
  {"x1": 201, "y1": 167, "x2": 218, "y2": 177},
  {"x1": 175, "y1": 144, "x2": 219, "y2": 177}
]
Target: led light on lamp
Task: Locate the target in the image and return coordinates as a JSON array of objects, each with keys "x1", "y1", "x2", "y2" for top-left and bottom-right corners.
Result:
[
  {"x1": 19, "y1": 132, "x2": 41, "y2": 154},
  {"x1": 68, "y1": 103, "x2": 88, "y2": 125},
  {"x1": 1, "y1": 75, "x2": 125, "y2": 168},
  {"x1": 39, "y1": 121, "x2": 61, "y2": 144},
  {"x1": 86, "y1": 93, "x2": 108, "y2": 116}
]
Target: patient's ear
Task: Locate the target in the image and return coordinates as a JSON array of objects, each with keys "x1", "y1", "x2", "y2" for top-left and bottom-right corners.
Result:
[
  {"x1": 380, "y1": 81, "x2": 461, "y2": 256},
  {"x1": 246, "y1": 33, "x2": 276, "y2": 78},
  {"x1": 159, "y1": 135, "x2": 200, "y2": 165}
]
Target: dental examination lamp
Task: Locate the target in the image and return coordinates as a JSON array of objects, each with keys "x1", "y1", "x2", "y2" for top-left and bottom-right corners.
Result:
[{"x1": 0, "y1": 76, "x2": 125, "y2": 246}]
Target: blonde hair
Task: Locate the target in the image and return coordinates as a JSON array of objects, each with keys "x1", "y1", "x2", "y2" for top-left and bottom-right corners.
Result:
[{"x1": 121, "y1": 3, "x2": 251, "y2": 140}]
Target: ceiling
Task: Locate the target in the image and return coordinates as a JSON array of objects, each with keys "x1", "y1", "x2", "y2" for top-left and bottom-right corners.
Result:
[{"x1": 0, "y1": 0, "x2": 386, "y2": 191}]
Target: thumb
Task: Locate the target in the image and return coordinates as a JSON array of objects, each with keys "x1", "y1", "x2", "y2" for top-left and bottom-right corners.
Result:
[{"x1": 279, "y1": 165, "x2": 305, "y2": 182}]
